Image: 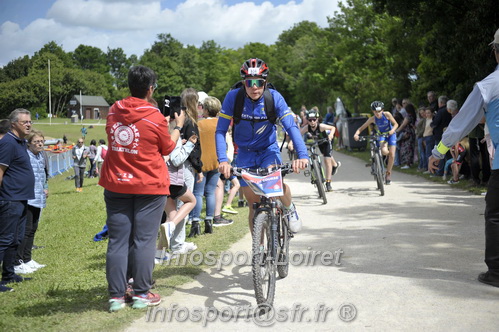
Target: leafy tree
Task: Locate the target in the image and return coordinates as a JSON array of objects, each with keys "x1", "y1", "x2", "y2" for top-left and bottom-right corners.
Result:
[
  {"x1": 0, "y1": 55, "x2": 32, "y2": 83},
  {"x1": 72, "y1": 45, "x2": 109, "y2": 74}
]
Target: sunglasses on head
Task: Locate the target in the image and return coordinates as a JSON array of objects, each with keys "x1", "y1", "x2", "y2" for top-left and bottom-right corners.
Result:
[{"x1": 244, "y1": 79, "x2": 266, "y2": 88}]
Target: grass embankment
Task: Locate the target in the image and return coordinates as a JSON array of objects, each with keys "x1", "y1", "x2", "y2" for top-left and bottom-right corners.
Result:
[{"x1": 0, "y1": 120, "x2": 250, "y2": 331}]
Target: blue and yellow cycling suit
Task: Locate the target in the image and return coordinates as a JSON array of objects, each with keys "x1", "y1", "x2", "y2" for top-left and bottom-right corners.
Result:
[
  {"x1": 215, "y1": 89, "x2": 308, "y2": 185},
  {"x1": 374, "y1": 112, "x2": 397, "y2": 146}
]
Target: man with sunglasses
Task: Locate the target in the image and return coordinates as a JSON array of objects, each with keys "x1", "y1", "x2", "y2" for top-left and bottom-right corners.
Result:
[
  {"x1": 216, "y1": 58, "x2": 309, "y2": 233},
  {"x1": 353, "y1": 101, "x2": 398, "y2": 184},
  {"x1": 429, "y1": 28, "x2": 499, "y2": 288}
]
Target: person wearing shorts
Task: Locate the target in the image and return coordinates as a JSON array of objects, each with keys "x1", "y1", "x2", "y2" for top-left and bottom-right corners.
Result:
[{"x1": 354, "y1": 101, "x2": 398, "y2": 184}]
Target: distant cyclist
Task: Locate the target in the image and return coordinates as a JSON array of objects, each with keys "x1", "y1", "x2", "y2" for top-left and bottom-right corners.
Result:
[
  {"x1": 353, "y1": 101, "x2": 398, "y2": 184},
  {"x1": 216, "y1": 58, "x2": 309, "y2": 233},
  {"x1": 288, "y1": 109, "x2": 340, "y2": 192}
]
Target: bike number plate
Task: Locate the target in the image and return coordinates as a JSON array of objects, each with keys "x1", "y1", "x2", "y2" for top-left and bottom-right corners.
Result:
[{"x1": 242, "y1": 169, "x2": 284, "y2": 197}]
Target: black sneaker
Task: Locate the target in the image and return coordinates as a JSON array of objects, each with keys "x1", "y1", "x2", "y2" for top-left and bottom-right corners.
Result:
[
  {"x1": 238, "y1": 200, "x2": 246, "y2": 208},
  {"x1": 0, "y1": 284, "x2": 14, "y2": 292},
  {"x1": 478, "y1": 271, "x2": 499, "y2": 287},
  {"x1": 213, "y1": 215, "x2": 234, "y2": 227},
  {"x1": 332, "y1": 161, "x2": 341, "y2": 176},
  {"x1": 325, "y1": 182, "x2": 333, "y2": 192},
  {"x1": 1, "y1": 274, "x2": 32, "y2": 285}
]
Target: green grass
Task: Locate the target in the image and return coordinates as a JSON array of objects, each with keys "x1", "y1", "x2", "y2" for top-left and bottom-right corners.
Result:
[
  {"x1": 1, "y1": 122, "x2": 250, "y2": 331},
  {"x1": 339, "y1": 145, "x2": 487, "y2": 195},
  {"x1": 33, "y1": 118, "x2": 107, "y2": 146}
]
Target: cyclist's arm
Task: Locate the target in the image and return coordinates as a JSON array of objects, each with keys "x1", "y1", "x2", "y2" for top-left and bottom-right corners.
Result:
[
  {"x1": 319, "y1": 123, "x2": 336, "y2": 140},
  {"x1": 432, "y1": 85, "x2": 484, "y2": 159},
  {"x1": 385, "y1": 112, "x2": 398, "y2": 134},
  {"x1": 353, "y1": 117, "x2": 374, "y2": 140}
]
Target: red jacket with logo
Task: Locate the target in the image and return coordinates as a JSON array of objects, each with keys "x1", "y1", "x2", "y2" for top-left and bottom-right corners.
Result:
[{"x1": 98, "y1": 97, "x2": 176, "y2": 195}]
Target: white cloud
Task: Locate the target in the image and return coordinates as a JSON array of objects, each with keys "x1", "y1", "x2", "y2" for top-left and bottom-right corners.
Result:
[{"x1": 0, "y1": 0, "x2": 339, "y2": 67}]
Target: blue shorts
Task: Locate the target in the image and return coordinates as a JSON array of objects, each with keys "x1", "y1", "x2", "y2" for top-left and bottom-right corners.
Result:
[
  {"x1": 236, "y1": 144, "x2": 282, "y2": 187},
  {"x1": 379, "y1": 133, "x2": 397, "y2": 147}
]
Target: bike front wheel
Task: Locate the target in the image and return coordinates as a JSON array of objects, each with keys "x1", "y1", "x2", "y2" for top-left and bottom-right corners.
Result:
[
  {"x1": 252, "y1": 212, "x2": 276, "y2": 306},
  {"x1": 374, "y1": 152, "x2": 385, "y2": 196},
  {"x1": 277, "y1": 213, "x2": 291, "y2": 279},
  {"x1": 312, "y1": 158, "x2": 328, "y2": 204}
]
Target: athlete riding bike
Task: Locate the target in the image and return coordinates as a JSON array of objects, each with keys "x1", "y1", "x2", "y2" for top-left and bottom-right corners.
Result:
[
  {"x1": 216, "y1": 58, "x2": 309, "y2": 233},
  {"x1": 353, "y1": 101, "x2": 398, "y2": 184},
  {"x1": 288, "y1": 110, "x2": 339, "y2": 192}
]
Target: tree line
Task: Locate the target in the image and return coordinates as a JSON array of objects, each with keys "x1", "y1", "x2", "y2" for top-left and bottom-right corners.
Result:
[{"x1": 0, "y1": 0, "x2": 497, "y2": 119}]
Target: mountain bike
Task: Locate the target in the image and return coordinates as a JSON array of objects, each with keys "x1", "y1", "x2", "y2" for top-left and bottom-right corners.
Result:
[
  {"x1": 231, "y1": 164, "x2": 294, "y2": 307},
  {"x1": 359, "y1": 134, "x2": 387, "y2": 196},
  {"x1": 304, "y1": 137, "x2": 329, "y2": 204}
]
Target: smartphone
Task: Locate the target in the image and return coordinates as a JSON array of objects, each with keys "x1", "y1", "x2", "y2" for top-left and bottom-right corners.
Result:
[{"x1": 164, "y1": 95, "x2": 182, "y2": 118}]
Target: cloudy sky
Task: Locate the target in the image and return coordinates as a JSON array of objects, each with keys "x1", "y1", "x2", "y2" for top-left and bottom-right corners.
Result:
[{"x1": 0, "y1": 0, "x2": 341, "y2": 67}]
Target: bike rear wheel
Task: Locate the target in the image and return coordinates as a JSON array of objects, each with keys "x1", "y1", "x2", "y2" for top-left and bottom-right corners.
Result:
[
  {"x1": 312, "y1": 158, "x2": 328, "y2": 204},
  {"x1": 374, "y1": 152, "x2": 385, "y2": 196},
  {"x1": 252, "y1": 212, "x2": 276, "y2": 306},
  {"x1": 277, "y1": 213, "x2": 291, "y2": 278}
]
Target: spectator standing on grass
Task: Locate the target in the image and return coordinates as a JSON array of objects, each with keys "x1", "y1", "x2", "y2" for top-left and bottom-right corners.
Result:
[
  {"x1": 430, "y1": 95, "x2": 451, "y2": 176},
  {"x1": 429, "y1": 28, "x2": 499, "y2": 288},
  {"x1": 422, "y1": 107, "x2": 435, "y2": 173},
  {"x1": 14, "y1": 129, "x2": 48, "y2": 274},
  {"x1": 88, "y1": 139, "x2": 97, "y2": 178},
  {"x1": 416, "y1": 107, "x2": 427, "y2": 171},
  {"x1": 0, "y1": 109, "x2": 35, "y2": 292},
  {"x1": 99, "y1": 65, "x2": 184, "y2": 312},
  {"x1": 468, "y1": 120, "x2": 491, "y2": 186},
  {"x1": 94, "y1": 139, "x2": 108, "y2": 178},
  {"x1": 396, "y1": 103, "x2": 416, "y2": 169},
  {"x1": 427, "y1": 91, "x2": 438, "y2": 114},
  {"x1": 0, "y1": 119, "x2": 11, "y2": 139},
  {"x1": 191, "y1": 96, "x2": 233, "y2": 236},
  {"x1": 81, "y1": 125, "x2": 87, "y2": 139},
  {"x1": 156, "y1": 133, "x2": 198, "y2": 260},
  {"x1": 71, "y1": 138, "x2": 89, "y2": 192}
]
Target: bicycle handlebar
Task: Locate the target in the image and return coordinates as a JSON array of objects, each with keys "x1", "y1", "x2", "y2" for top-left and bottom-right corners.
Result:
[
  {"x1": 231, "y1": 164, "x2": 294, "y2": 177},
  {"x1": 358, "y1": 133, "x2": 389, "y2": 141},
  {"x1": 305, "y1": 137, "x2": 330, "y2": 146}
]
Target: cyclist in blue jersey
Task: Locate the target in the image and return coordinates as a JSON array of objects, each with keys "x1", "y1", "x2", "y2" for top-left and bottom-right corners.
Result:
[
  {"x1": 353, "y1": 101, "x2": 398, "y2": 184},
  {"x1": 216, "y1": 58, "x2": 309, "y2": 233}
]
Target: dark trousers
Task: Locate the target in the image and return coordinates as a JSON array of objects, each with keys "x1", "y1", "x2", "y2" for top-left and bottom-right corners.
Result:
[
  {"x1": 74, "y1": 166, "x2": 85, "y2": 188},
  {"x1": 485, "y1": 170, "x2": 499, "y2": 277},
  {"x1": 88, "y1": 158, "x2": 96, "y2": 177},
  {"x1": 16, "y1": 205, "x2": 41, "y2": 265},
  {"x1": 0, "y1": 201, "x2": 27, "y2": 281},
  {"x1": 104, "y1": 190, "x2": 167, "y2": 298},
  {"x1": 469, "y1": 137, "x2": 491, "y2": 185}
]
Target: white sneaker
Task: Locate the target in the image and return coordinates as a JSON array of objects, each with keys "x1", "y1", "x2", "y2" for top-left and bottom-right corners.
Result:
[
  {"x1": 160, "y1": 221, "x2": 175, "y2": 250},
  {"x1": 286, "y1": 204, "x2": 302, "y2": 233},
  {"x1": 154, "y1": 249, "x2": 170, "y2": 264},
  {"x1": 25, "y1": 259, "x2": 46, "y2": 270},
  {"x1": 172, "y1": 242, "x2": 198, "y2": 255},
  {"x1": 401, "y1": 165, "x2": 410, "y2": 169},
  {"x1": 14, "y1": 262, "x2": 35, "y2": 274},
  {"x1": 183, "y1": 242, "x2": 198, "y2": 251}
]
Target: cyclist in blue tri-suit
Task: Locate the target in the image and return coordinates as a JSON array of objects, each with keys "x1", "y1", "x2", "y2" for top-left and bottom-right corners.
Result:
[
  {"x1": 215, "y1": 58, "x2": 309, "y2": 233},
  {"x1": 353, "y1": 101, "x2": 398, "y2": 184}
]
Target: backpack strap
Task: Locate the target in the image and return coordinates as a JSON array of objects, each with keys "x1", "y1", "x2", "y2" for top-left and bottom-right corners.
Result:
[{"x1": 232, "y1": 87, "x2": 276, "y2": 125}]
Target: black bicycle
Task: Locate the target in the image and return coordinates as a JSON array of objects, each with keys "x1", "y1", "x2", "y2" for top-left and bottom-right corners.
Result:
[
  {"x1": 304, "y1": 137, "x2": 329, "y2": 204},
  {"x1": 359, "y1": 134, "x2": 387, "y2": 196},
  {"x1": 232, "y1": 164, "x2": 293, "y2": 307}
]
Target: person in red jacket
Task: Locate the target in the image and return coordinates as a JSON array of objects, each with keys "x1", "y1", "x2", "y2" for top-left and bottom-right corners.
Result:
[{"x1": 99, "y1": 65, "x2": 185, "y2": 312}]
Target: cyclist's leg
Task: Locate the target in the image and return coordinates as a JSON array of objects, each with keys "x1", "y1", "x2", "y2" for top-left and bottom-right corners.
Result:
[
  {"x1": 323, "y1": 157, "x2": 332, "y2": 181},
  {"x1": 242, "y1": 186, "x2": 260, "y2": 233}
]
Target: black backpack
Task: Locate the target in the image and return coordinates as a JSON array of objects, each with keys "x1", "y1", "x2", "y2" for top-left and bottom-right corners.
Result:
[{"x1": 230, "y1": 81, "x2": 277, "y2": 125}]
